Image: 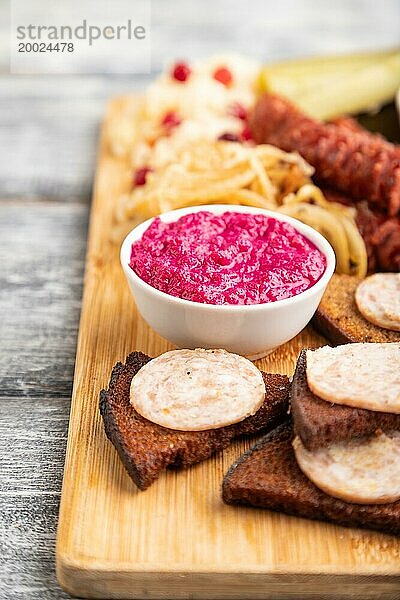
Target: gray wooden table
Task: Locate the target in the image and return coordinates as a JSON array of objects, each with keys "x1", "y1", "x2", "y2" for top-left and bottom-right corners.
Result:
[{"x1": 1, "y1": 1, "x2": 399, "y2": 598}]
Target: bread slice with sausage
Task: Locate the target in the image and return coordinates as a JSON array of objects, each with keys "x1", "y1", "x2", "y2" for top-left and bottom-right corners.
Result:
[
  {"x1": 312, "y1": 274, "x2": 400, "y2": 345},
  {"x1": 291, "y1": 349, "x2": 400, "y2": 451},
  {"x1": 222, "y1": 421, "x2": 400, "y2": 536},
  {"x1": 100, "y1": 351, "x2": 290, "y2": 490}
]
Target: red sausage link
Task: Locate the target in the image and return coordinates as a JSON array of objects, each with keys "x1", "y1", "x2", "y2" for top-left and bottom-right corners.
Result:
[
  {"x1": 322, "y1": 189, "x2": 400, "y2": 273},
  {"x1": 250, "y1": 94, "x2": 400, "y2": 216}
]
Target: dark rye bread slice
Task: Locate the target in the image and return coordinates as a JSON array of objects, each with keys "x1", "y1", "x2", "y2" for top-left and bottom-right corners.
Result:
[
  {"x1": 222, "y1": 421, "x2": 400, "y2": 536},
  {"x1": 312, "y1": 274, "x2": 400, "y2": 345},
  {"x1": 99, "y1": 351, "x2": 290, "y2": 490},
  {"x1": 291, "y1": 349, "x2": 400, "y2": 451}
]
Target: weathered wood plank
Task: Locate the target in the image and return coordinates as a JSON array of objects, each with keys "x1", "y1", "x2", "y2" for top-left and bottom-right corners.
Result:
[
  {"x1": 0, "y1": 397, "x2": 69, "y2": 494},
  {"x1": 0, "y1": 76, "x2": 150, "y2": 200},
  {"x1": 0, "y1": 200, "x2": 88, "y2": 598},
  {"x1": 0, "y1": 492, "x2": 74, "y2": 599},
  {"x1": 0, "y1": 397, "x2": 74, "y2": 599},
  {"x1": 0, "y1": 200, "x2": 88, "y2": 397}
]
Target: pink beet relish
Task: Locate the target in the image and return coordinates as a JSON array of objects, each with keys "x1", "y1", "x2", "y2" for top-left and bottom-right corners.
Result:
[{"x1": 129, "y1": 211, "x2": 326, "y2": 305}]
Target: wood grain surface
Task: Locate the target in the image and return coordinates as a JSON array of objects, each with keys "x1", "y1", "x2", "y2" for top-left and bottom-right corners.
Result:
[
  {"x1": 55, "y1": 98, "x2": 400, "y2": 599},
  {"x1": 0, "y1": 201, "x2": 88, "y2": 599}
]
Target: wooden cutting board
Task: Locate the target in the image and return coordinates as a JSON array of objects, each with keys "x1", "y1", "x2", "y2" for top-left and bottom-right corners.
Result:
[{"x1": 56, "y1": 97, "x2": 400, "y2": 599}]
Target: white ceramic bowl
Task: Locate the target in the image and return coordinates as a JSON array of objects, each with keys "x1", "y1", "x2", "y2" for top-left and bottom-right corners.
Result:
[{"x1": 120, "y1": 205, "x2": 335, "y2": 359}]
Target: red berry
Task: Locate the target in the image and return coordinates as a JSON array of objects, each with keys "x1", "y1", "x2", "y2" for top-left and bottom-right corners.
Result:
[
  {"x1": 229, "y1": 102, "x2": 247, "y2": 121},
  {"x1": 240, "y1": 125, "x2": 253, "y2": 142},
  {"x1": 213, "y1": 66, "x2": 233, "y2": 86},
  {"x1": 161, "y1": 111, "x2": 182, "y2": 131},
  {"x1": 133, "y1": 166, "x2": 152, "y2": 187},
  {"x1": 218, "y1": 132, "x2": 240, "y2": 142},
  {"x1": 171, "y1": 62, "x2": 191, "y2": 82}
]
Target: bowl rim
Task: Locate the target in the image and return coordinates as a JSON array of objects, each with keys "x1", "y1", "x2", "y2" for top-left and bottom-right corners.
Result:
[{"x1": 120, "y1": 204, "x2": 336, "y2": 313}]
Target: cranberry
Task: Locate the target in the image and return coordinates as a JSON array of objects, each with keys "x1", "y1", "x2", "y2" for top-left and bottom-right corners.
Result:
[
  {"x1": 133, "y1": 166, "x2": 152, "y2": 187},
  {"x1": 171, "y1": 61, "x2": 191, "y2": 82},
  {"x1": 229, "y1": 102, "x2": 247, "y2": 121},
  {"x1": 240, "y1": 125, "x2": 253, "y2": 142},
  {"x1": 218, "y1": 132, "x2": 240, "y2": 142},
  {"x1": 213, "y1": 66, "x2": 233, "y2": 86},
  {"x1": 161, "y1": 111, "x2": 182, "y2": 131}
]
